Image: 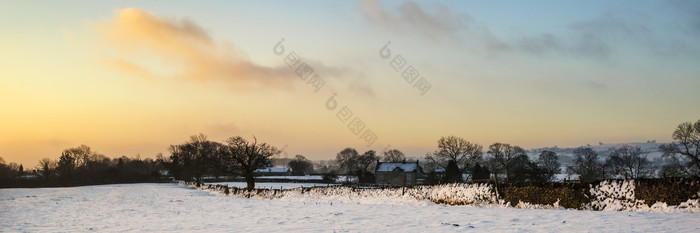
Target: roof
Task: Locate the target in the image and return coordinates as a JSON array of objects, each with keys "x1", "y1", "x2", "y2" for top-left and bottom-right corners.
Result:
[
  {"x1": 376, "y1": 162, "x2": 421, "y2": 173},
  {"x1": 254, "y1": 167, "x2": 290, "y2": 173}
]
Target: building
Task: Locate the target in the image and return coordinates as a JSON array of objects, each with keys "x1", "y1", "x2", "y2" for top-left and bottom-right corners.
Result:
[
  {"x1": 253, "y1": 167, "x2": 291, "y2": 176},
  {"x1": 375, "y1": 160, "x2": 425, "y2": 187}
]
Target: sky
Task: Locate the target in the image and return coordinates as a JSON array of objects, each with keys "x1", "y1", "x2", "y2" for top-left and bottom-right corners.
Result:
[{"x1": 1, "y1": 0, "x2": 699, "y2": 167}]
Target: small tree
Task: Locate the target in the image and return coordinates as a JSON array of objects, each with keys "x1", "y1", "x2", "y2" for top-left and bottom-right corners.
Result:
[
  {"x1": 288, "y1": 155, "x2": 313, "y2": 176},
  {"x1": 659, "y1": 119, "x2": 700, "y2": 176},
  {"x1": 442, "y1": 160, "x2": 462, "y2": 183},
  {"x1": 471, "y1": 163, "x2": 491, "y2": 181}
]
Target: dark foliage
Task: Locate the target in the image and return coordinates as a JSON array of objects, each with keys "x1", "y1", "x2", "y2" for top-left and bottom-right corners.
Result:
[
  {"x1": 442, "y1": 160, "x2": 462, "y2": 183},
  {"x1": 288, "y1": 155, "x2": 314, "y2": 176},
  {"x1": 500, "y1": 182, "x2": 591, "y2": 209},
  {"x1": 471, "y1": 163, "x2": 491, "y2": 181},
  {"x1": 1, "y1": 147, "x2": 164, "y2": 188}
]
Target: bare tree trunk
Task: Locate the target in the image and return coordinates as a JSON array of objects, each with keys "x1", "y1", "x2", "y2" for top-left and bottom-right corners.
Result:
[{"x1": 245, "y1": 173, "x2": 255, "y2": 192}]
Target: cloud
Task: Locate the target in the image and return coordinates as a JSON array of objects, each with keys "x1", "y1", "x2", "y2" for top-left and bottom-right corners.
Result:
[
  {"x1": 516, "y1": 33, "x2": 561, "y2": 55},
  {"x1": 95, "y1": 8, "x2": 375, "y2": 95},
  {"x1": 94, "y1": 8, "x2": 296, "y2": 89},
  {"x1": 512, "y1": 12, "x2": 658, "y2": 58},
  {"x1": 358, "y1": 1, "x2": 695, "y2": 60},
  {"x1": 585, "y1": 81, "x2": 608, "y2": 90},
  {"x1": 357, "y1": 0, "x2": 469, "y2": 41},
  {"x1": 671, "y1": 0, "x2": 700, "y2": 36}
]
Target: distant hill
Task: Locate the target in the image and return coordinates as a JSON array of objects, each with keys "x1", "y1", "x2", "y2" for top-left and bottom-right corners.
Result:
[{"x1": 528, "y1": 141, "x2": 672, "y2": 170}]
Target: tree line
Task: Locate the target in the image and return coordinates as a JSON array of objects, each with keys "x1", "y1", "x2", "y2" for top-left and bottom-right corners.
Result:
[
  {"x1": 328, "y1": 118, "x2": 699, "y2": 184},
  {"x1": 1, "y1": 119, "x2": 698, "y2": 188},
  {"x1": 0, "y1": 145, "x2": 163, "y2": 188}
]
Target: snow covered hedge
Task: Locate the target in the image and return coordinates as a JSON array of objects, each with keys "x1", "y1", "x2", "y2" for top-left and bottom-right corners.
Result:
[
  {"x1": 588, "y1": 179, "x2": 700, "y2": 213},
  {"x1": 187, "y1": 179, "x2": 700, "y2": 213}
]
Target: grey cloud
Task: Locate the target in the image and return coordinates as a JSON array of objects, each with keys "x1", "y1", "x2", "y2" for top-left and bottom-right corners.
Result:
[{"x1": 357, "y1": 0, "x2": 470, "y2": 41}]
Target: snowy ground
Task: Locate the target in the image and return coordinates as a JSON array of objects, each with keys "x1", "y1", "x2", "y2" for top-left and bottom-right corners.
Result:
[{"x1": 1, "y1": 183, "x2": 699, "y2": 232}]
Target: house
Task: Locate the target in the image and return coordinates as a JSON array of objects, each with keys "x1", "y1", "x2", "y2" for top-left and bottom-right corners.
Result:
[
  {"x1": 253, "y1": 167, "x2": 291, "y2": 176},
  {"x1": 375, "y1": 160, "x2": 425, "y2": 187}
]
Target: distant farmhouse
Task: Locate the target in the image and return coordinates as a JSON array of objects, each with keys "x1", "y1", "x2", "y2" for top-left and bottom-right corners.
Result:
[
  {"x1": 253, "y1": 167, "x2": 291, "y2": 176},
  {"x1": 375, "y1": 160, "x2": 425, "y2": 187}
]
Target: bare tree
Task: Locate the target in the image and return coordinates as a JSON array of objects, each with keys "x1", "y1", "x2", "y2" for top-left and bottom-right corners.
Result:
[
  {"x1": 425, "y1": 136, "x2": 483, "y2": 174},
  {"x1": 222, "y1": 136, "x2": 280, "y2": 192},
  {"x1": 487, "y1": 143, "x2": 526, "y2": 182},
  {"x1": 659, "y1": 119, "x2": 700, "y2": 176},
  {"x1": 37, "y1": 158, "x2": 57, "y2": 181},
  {"x1": 605, "y1": 145, "x2": 655, "y2": 179},
  {"x1": 567, "y1": 147, "x2": 604, "y2": 182},
  {"x1": 383, "y1": 149, "x2": 405, "y2": 162}
]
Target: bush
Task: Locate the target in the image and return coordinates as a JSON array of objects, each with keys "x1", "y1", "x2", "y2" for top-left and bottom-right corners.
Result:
[
  {"x1": 501, "y1": 182, "x2": 590, "y2": 209},
  {"x1": 635, "y1": 177, "x2": 700, "y2": 206}
]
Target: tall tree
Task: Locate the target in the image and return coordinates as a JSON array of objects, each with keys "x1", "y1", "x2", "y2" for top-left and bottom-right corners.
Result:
[
  {"x1": 358, "y1": 150, "x2": 378, "y2": 176},
  {"x1": 336, "y1": 148, "x2": 360, "y2": 175},
  {"x1": 425, "y1": 136, "x2": 483, "y2": 174},
  {"x1": 169, "y1": 134, "x2": 222, "y2": 186},
  {"x1": 383, "y1": 149, "x2": 405, "y2": 162},
  {"x1": 487, "y1": 143, "x2": 526, "y2": 182},
  {"x1": 222, "y1": 136, "x2": 280, "y2": 192},
  {"x1": 659, "y1": 119, "x2": 700, "y2": 176},
  {"x1": 567, "y1": 147, "x2": 604, "y2": 182}
]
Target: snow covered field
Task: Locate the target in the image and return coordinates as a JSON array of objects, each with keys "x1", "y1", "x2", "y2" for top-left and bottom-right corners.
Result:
[{"x1": 2, "y1": 183, "x2": 699, "y2": 232}]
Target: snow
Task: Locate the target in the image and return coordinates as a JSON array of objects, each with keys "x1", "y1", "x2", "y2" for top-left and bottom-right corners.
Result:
[
  {"x1": 588, "y1": 180, "x2": 700, "y2": 213},
  {"x1": 257, "y1": 175, "x2": 323, "y2": 181},
  {"x1": 2, "y1": 183, "x2": 700, "y2": 232},
  {"x1": 376, "y1": 162, "x2": 420, "y2": 172},
  {"x1": 254, "y1": 167, "x2": 290, "y2": 173}
]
